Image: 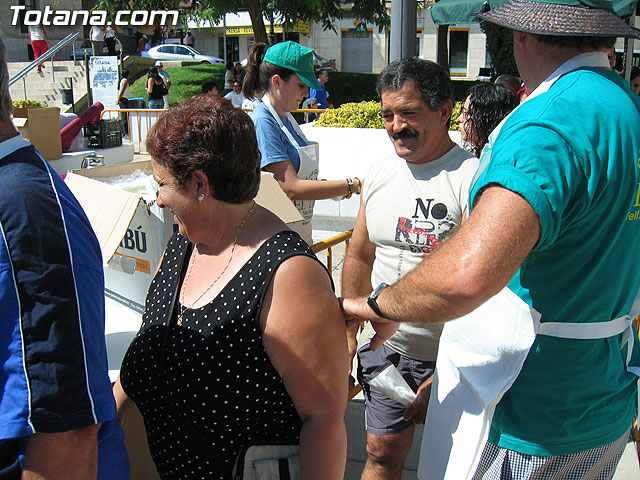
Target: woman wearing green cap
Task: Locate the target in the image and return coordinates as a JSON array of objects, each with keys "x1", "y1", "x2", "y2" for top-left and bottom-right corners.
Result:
[{"x1": 243, "y1": 41, "x2": 361, "y2": 245}]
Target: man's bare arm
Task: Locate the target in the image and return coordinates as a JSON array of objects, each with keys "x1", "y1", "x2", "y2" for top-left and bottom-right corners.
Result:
[
  {"x1": 342, "y1": 192, "x2": 376, "y2": 299},
  {"x1": 342, "y1": 185, "x2": 540, "y2": 333},
  {"x1": 342, "y1": 191, "x2": 376, "y2": 385},
  {"x1": 22, "y1": 424, "x2": 101, "y2": 480}
]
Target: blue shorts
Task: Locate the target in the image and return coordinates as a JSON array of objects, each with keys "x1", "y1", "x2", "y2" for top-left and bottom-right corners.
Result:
[{"x1": 357, "y1": 343, "x2": 435, "y2": 435}]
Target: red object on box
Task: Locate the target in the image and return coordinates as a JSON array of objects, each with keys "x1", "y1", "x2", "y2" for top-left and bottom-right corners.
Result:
[{"x1": 60, "y1": 102, "x2": 103, "y2": 152}]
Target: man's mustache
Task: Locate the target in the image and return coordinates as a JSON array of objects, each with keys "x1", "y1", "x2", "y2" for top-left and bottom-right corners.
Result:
[{"x1": 391, "y1": 128, "x2": 419, "y2": 140}]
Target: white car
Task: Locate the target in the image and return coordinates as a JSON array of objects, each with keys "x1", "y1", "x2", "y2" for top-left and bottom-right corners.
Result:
[{"x1": 142, "y1": 44, "x2": 224, "y2": 64}]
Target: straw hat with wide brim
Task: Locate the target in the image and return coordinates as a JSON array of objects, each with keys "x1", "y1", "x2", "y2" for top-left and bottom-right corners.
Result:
[{"x1": 475, "y1": 0, "x2": 640, "y2": 39}]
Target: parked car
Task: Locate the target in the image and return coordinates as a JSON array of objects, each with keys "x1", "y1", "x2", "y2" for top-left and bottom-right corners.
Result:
[
  {"x1": 312, "y1": 50, "x2": 337, "y2": 71},
  {"x1": 69, "y1": 39, "x2": 122, "y2": 59},
  {"x1": 141, "y1": 44, "x2": 224, "y2": 64}
]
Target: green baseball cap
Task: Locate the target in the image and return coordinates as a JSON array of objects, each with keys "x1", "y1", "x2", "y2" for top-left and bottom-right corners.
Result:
[{"x1": 263, "y1": 41, "x2": 322, "y2": 90}]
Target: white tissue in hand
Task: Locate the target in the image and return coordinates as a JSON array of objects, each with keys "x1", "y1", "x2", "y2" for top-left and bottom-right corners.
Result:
[{"x1": 369, "y1": 362, "x2": 417, "y2": 406}]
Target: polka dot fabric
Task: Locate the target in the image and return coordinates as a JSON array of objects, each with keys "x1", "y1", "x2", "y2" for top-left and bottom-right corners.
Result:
[{"x1": 120, "y1": 230, "x2": 327, "y2": 479}]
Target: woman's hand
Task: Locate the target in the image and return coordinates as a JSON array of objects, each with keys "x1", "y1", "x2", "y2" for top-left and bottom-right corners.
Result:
[{"x1": 264, "y1": 160, "x2": 363, "y2": 202}]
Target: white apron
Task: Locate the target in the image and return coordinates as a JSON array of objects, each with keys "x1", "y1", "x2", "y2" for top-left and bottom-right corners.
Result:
[
  {"x1": 262, "y1": 96, "x2": 320, "y2": 245},
  {"x1": 418, "y1": 52, "x2": 640, "y2": 480}
]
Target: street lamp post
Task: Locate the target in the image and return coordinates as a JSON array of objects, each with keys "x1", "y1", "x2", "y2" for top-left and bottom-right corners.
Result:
[{"x1": 390, "y1": 0, "x2": 417, "y2": 62}]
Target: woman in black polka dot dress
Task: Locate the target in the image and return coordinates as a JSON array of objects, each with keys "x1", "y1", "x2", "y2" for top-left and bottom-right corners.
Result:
[{"x1": 113, "y1": 96, "x2": 348, "y2": 479}]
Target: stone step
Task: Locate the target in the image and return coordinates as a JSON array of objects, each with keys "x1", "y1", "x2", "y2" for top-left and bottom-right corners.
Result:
[{"x1": 9, "y1": 60, "x2": 90, "y2": 109}]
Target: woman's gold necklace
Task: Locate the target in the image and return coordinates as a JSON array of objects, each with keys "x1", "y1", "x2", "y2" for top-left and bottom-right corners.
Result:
[{"x1": 176, "y1": 201, "x2": 256, "y2": 326}]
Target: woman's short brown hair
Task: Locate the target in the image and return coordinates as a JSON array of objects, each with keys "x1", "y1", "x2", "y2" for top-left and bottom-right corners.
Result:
[{"x1": 146, "y1": 95, "x2": 261, "y2": 204}]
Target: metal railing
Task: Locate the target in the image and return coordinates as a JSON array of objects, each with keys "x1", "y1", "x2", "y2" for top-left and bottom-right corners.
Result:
[
  {"x1": 311, "y1": 229, "x2": 353, "y2": 273},
  {"x1": 100, "y1": 108, "x2": 164, "y2": 154},
  {"x1": 9, "y1": 32, "x2": 80, "y2": 100},
  {"x1": 100, "y1": 107, "x2": 329, "y2": 154}
]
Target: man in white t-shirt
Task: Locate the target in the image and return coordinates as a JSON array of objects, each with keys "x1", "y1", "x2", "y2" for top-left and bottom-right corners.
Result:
[
  {"x1": 343, "y1": 57, "x2": 477, "y2": 480},
  {"x1": 223, "y1": 80, "x2": 246, "y2": 108},
  {"x1": 155, "y1": 60, "x2": 171, "y2": 108}
]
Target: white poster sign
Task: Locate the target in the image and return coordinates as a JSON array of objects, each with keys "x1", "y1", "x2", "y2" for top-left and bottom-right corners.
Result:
[{"x1": 89, "y1": 56, "x2": 119, "y2": 109}]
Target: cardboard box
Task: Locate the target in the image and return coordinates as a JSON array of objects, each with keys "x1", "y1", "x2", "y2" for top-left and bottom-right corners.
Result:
[
  {"x1": 12, "y1": 107, "x2": 62, "y2": 161},
  {"x1": 65, "y1": 160, "x2": 302, "y2": 314}
]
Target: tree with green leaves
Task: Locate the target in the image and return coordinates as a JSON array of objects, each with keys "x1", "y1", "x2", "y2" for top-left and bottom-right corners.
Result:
[
  {"x1": 96, "y1": 0, "x2": 390, "y2": 45},
  {"x1": 480, "y1": 21, "x2": 518, "y2": 78}
]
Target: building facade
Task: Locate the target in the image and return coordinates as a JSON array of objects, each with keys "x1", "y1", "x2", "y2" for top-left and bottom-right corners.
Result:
[
  {"x1": 187, "y1": 4, "x2": 488, "y2": 80},
  {"x1": 4, "y1": 1, "x2": 488, "y2": 80}
]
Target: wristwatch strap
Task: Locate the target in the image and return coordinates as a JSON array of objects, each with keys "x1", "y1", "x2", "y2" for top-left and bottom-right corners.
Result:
[{"x1": 367, "y1": 282, "x2": 389, "y2": 318}]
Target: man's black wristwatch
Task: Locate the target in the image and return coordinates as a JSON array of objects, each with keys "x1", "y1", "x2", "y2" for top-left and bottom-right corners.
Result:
[{"x1": 367, "y1": 283, "x2": 389, "y2": 318}]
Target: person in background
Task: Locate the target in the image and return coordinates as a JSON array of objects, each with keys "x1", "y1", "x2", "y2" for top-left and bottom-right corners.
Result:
[
  {"x1": 224, "y1": 80, "x2": 246, "y2": 108},
  {"x1": 241, "y1": 90, "x2": 263, "y2": 110},
  {"x1": 151, "y1": 27, "x2": 163, "y2": 48},
  {"x1": 457, "y1": 83, "x2": 519, "y2": 157},
  {"x1": 184, "y1": 31, "x2": 194, "y2": 48},
  {"x1": 90, "y1": 25, "x2": 106, "y2": 56},
  {"x1": 201, "y1": 81, "x2": 220, "y2": 98},
  {"x1": 308, "y1": 69, "x2": 330, "y2": 109},
  {"x1": 114, "y1": 96, "x2": 348, "y2": 480},
  {"x1": 155, "y1": 60, "x2": 171, "y2": 108},
  {"x1": 234, "y1": 62, "x2": 245, "y2": 83},
  {"x1": 301, "y1": 96, "x2": 319, "y2": 121},
  {"x1": 28, "y1": 20, "x2": 48, "y2": 73},
  {"x1": 116, "y1": 69, "x2": 130, "y2": 109},
  {"x1": 116, "y1": 69, "x2": 130, "y2": 135},
  {"x1": 0, "y1": 31, "x2": 130, "y2": 480},
  {"x1": 515, "y1": 83, "x2": 531, "y2": 102},
  {"x1": 105, "y1": 24, "x2": 119, "y2": 55},
  {"x1": 493, "y1": 73, "x2": 522, "y2": 94},
  {"x1": 243, "y1": 41, "x2": 362, "y2": 245},
  {"x1": 147, "y1": 66, "x2": 166, "y2": 109},
  {"x1": 137, "y1": 34, "x2": 148, "y2": 55},
  {"x1": 341, "y1": 1, "x2": 640, "y2": 479},
  {"x1": 607, "y1": 45, "x2": 617, "y2": 70},
  {"x1": 630, "y1": 66, "x2": 640, "y2": 95},
  {"x1": 224, "y1": 61, "x2": 235, "y2": 94}
]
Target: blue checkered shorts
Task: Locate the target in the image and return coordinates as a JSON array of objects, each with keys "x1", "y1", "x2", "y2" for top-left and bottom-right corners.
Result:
[{"x1": 472, "y1": 429, "x2": 630, "y2": 480}]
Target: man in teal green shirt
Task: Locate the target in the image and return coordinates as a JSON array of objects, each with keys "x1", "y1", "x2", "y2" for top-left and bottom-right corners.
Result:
[{"x1": 342, "y1": 1, "x2": 640, "y2": 478}]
